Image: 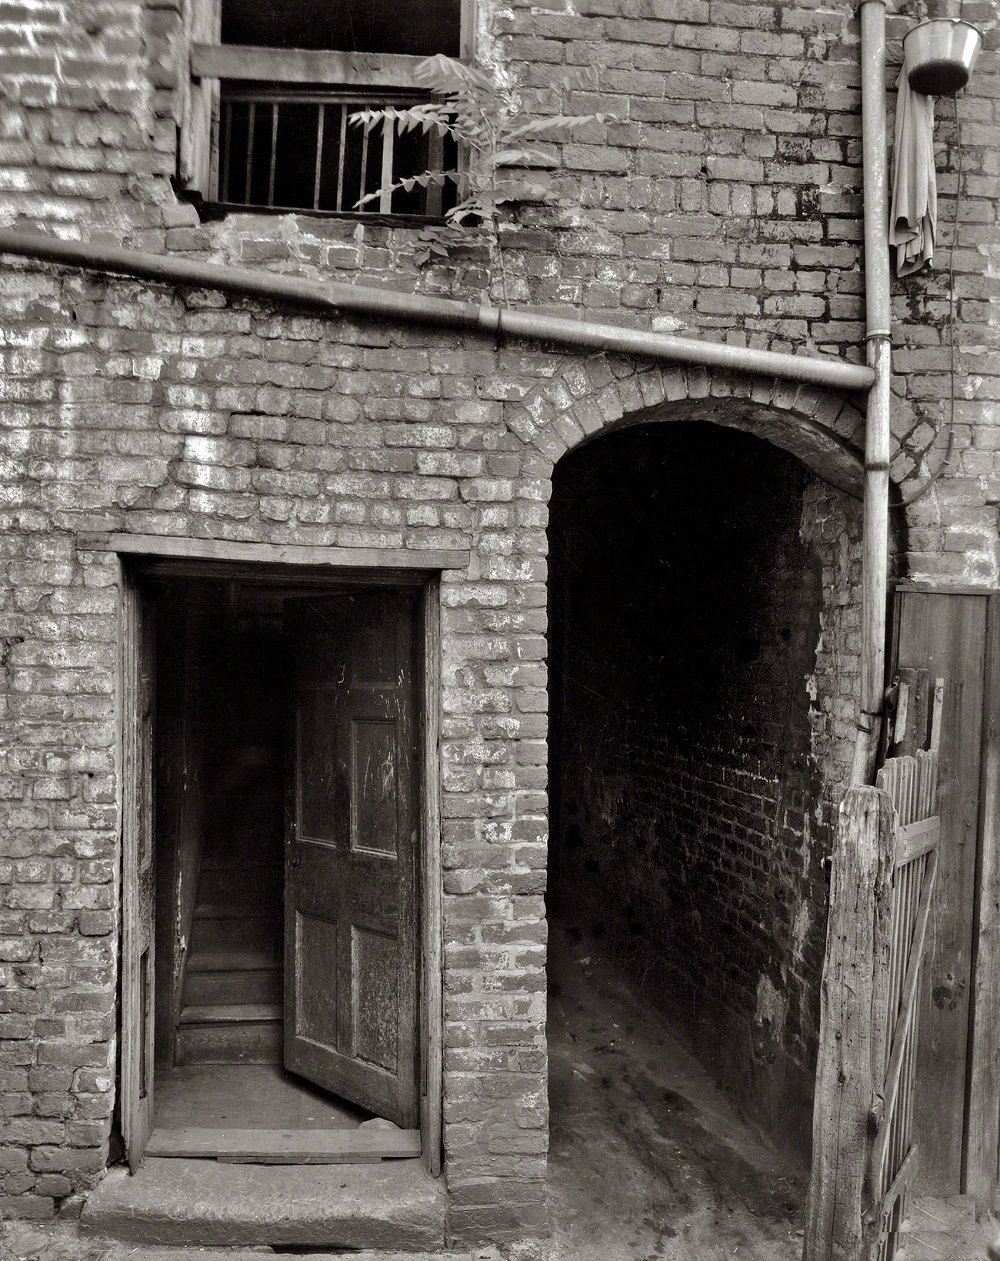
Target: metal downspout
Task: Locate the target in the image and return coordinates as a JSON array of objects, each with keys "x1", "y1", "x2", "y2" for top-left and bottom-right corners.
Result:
[
  {"x1": 853, "y1": 0, "x2": 892, "y2": 786},
  {"x1": 0, "y1": 229, "x2": 875, "y2": 393}
]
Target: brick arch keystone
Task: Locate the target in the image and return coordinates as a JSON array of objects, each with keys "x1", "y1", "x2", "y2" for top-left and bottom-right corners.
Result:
[{"x1": 505, "y1": 353, "x2": 867, "y2": 497}]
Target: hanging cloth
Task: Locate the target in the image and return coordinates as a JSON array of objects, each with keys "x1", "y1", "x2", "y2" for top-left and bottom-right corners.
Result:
[{"x1": 889, "y1": 66, "x2": 937, "y2": 276}]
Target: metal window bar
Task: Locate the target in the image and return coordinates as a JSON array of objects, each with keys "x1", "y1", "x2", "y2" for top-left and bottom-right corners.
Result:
[
  {"x1": 335, "y1": 105, "x2": 347, "y2": 212},
  {"x1": 313, "y1": 103, "x2": 325, "y2": 211},
  {"x1": 218, "y1": 88, "x2": 447, "y2": 218},
  {"x1": 244, "y1": 101, "x2": 255, "y2": 205}
]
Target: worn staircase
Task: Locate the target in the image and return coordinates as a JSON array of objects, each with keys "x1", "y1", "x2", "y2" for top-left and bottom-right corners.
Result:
[
  {"x1": 176, "y1": 856, "x2": 284, "y2": 1064},
  {"x1": 896, "y1": 1195, "x2": 997, "y2": 1261}
]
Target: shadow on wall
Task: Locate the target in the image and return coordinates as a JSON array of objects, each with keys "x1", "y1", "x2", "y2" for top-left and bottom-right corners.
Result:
[{"x1": 546, "y1": 419, "x2": 864, "y2": 1160}]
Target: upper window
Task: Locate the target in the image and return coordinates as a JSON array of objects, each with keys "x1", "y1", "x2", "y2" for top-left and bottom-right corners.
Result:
[
  {"x1": 180, "y1": 0, "x2": 467, "y2": 219},
  {"x1": 221, "y1": 0, "x2": 461, "y2": 57}
]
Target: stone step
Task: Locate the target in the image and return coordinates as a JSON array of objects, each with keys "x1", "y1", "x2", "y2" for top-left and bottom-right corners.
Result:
[{"x1": 79, "y1": 1158, "x2": 445, "y2": 1249}]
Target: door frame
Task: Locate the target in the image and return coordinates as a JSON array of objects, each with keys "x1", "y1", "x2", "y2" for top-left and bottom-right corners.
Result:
[
  {"x1": 109, "y1": 535, "x2": 458, "y2": 1176},
  {"x1": 119, "y1": 580, "x2": 155, "y2": 1172}
]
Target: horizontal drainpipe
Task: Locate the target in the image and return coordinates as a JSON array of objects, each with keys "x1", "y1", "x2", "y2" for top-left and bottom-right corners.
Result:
[
  {"x1": 0, "y1": 229, "x2": 875, "y2": 393},
  {"x1": 852, "y1": 0, "x2": 892, "y2": 786}
]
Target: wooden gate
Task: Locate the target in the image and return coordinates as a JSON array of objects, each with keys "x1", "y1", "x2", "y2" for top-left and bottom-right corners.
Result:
[
  {"x1": 866, "y1": 743, "x2": 941, "y2": 1259},
  {"x1": 805, "y1": 699, "x2": 942, "y2": 1261}
]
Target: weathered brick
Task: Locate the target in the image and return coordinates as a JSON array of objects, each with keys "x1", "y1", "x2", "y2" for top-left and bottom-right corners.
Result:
[{"x1": 0, "y1": 0, "x2": 994, "y2": 1236}]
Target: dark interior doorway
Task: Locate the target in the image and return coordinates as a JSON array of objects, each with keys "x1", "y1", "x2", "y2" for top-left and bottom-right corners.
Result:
[
  {"x1": 547, "y1": 421, "x2": 861, "y2": 1163},
  {"x1": 125, "y1": 566, "x2": 423, "y2": 1166},
  {"x1": 154, "y1": 579, "x2": 287, "y2": 1073}
]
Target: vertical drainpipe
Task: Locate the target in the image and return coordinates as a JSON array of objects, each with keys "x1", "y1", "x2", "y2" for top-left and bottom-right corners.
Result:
[{"x1": 852, "y1": 0, "x2": 892, "y2": 787}]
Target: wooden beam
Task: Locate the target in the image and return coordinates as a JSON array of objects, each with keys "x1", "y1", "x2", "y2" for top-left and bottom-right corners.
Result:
[
  {"x1": 895, "y1": 815, "x2": 940, "y2": 866},
  {"x1": 894, "y1": 583, "x2": 998, "y2": 597},
  {"x1": 81, "y1": 533, "x2": 469, "y2": 572},
  {"x1": 191, "y1": 44, "x2": 426, "y2": 88},
  {"x1": 420, "y1": 579, "x2": 443, "y2": 1179},
  {"x1": 876, "y1": 1143, "x2": 919, "y2": 1223},
  {"x1": 145, "y1": 1125, "x2": 421, "y2": 1163},
  {"x1": 804, "y1": 785, "x2": 895, "y2": 1261},
  {"x1": 964, "y1": 592, "x2": 1000, "y2": 1209}
]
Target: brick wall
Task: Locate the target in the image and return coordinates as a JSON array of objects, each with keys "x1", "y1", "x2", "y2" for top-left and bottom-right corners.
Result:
[
  {"x1": 0, "y1": 0, "x2": 995, "y2": 561},
  {"x1": 548, "y1": 421, "x2": 863, "y2": 1157},
  {"x1": 0, "y1": 0, "x2": 996, "y2": 1240}
]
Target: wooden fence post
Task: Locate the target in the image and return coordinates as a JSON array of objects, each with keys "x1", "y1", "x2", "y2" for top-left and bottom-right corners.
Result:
[{"x1": 804, "y1": 785, "x2": 895, "y2": 1261}]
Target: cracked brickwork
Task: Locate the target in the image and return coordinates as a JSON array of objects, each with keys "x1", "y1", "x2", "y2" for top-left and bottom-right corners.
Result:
[{"x1": 0, "y1": 0, "x2": 997, "y2": 1243}]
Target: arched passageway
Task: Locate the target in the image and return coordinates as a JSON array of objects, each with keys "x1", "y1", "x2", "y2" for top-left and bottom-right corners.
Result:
[{"x1": 545, "y1": 419, "x2": 863, "y2": 1258}]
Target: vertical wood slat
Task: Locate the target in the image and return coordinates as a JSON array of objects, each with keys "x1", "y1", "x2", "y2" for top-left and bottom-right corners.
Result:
[
  {"x1": 930, "y1": 677, "x2": 945, "y2": 753},
  {"x1": 805, "y1": 786, "x2": 895, "y2": 1261},
  {"x1": 420, "y1": 579, "x2": 443, "y2": 1178},
  {"x1": 908, "y1": 600, "x2": 988, "y2": 1194},
  {"x1": 120, "y1": 580, "x2": 156, "y2": 1172},
  {"x1": 206, "y1": 74, "x2": 222, "y2": 201},
  {"x1": 965, "y1": 593, "x2": 1000, "y2": 1208},
  {"x1": 179, "y1": 0, "x2": 221, "y2": 196}
]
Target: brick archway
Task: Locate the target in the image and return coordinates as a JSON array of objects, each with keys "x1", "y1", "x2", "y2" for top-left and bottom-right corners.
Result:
[{"x1": 506, "y1": 352, "x2": 867, "y2": 496}]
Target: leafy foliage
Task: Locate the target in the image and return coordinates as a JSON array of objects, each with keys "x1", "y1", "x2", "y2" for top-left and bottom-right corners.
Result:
[{"x1": 349, "y1": 55, "x2": 613, "y2": 281}]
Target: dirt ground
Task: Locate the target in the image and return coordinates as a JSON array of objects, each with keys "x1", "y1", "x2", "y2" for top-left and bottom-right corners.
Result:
[
  {"x1": 6, "y1": 928, "x2": 999, "y2": 1261},
  {"x1": 2, "y1": 925, "x2": 806, "y2": 1261},
  {"x1": 546, "y1": 922, "x2": 806, "y2": 1261}
]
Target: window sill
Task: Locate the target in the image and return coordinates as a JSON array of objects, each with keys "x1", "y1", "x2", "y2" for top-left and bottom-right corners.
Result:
[{"x1": 197, "y1": 201, "x2": 446, "y2": 230}]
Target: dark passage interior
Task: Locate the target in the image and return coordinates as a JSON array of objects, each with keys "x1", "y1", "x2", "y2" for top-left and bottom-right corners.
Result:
[
  {"x1": 547, "y1": 421, "x2": 862, "y2": 1161},
  {"x1": 154, "y1": 579, "x2": 290, "y2": 1073}
]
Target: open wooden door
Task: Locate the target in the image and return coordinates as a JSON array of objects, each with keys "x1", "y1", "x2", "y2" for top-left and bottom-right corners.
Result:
[
  {"x1": 121, "y1": 581, "x2": 156, "y2": 1171},
  {"x1": 285, "y1": 590, "x2": 419, "y2": 1128}
]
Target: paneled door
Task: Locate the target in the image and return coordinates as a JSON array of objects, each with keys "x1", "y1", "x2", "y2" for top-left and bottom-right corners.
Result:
[{"x1": 284, "y1": 590, "x2": 419, "y2": 1126}]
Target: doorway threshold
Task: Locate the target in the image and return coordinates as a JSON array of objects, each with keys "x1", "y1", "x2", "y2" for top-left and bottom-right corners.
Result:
[
  {"x1": 80, "y1": 1158, "x2": 445, "y2": 1249},
  {"x1": 148, "y1": 1064, "x2": 420, "y2": 1163}
]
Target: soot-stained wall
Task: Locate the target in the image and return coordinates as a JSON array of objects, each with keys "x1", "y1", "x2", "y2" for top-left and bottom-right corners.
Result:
[{"x1": 548, "y1": 421, "x2": 863, "y2": 1157}]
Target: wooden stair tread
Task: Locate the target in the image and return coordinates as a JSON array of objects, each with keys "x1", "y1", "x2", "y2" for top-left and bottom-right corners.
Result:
[
  {"x1": 194, "y1": 905, "x2": 280, "y2": 920},
  {"x1": 199, "y1": 862, "x2": 282, "y2": 873},
  {"x1": 186, "y1": 949, "x2": 279, "y2": 973},
  {"x1": 145, "y1": 1124, "x2": 421, "y2": 1163},
  {"x1": 180, "y1": 1003, "x2": 282, "y2": 1026}
]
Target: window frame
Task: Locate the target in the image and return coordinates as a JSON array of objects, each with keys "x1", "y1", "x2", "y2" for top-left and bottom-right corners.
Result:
[{"x1": 181, "y1": 0, "x2": 473, "y2": 217}]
